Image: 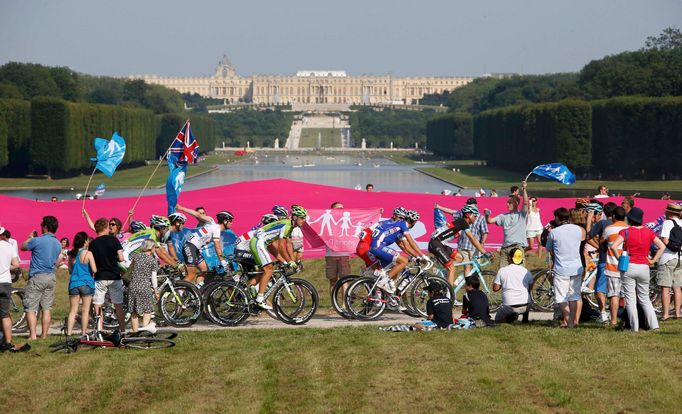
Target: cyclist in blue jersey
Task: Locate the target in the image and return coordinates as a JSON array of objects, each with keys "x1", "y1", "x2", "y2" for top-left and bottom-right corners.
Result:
[
  {"x1": 220, "y1": 215, "x2": 239, "y2": 272},
  {"x1": 167, "y1": 212, "x2": 192, "y2": 264},
  {"x1": 370, "y1": 209, "x2": 431, "y2": 293}
]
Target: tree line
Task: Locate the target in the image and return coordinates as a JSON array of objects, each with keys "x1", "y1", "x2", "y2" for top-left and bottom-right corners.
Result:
[{"x1": 349, "y1": 107, "x2": 437, "y2": 148}]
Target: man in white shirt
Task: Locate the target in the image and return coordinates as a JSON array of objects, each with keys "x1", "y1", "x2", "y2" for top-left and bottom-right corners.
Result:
[
  {"x1": 657, "y1": 203, "x2": 682, "y2": 319},
  {"x1": 493, "y1": 247, "x2": 533, "y2": 323},
  {"x1": 0, "y1": 227, "x2": 29, "y2": 352}
]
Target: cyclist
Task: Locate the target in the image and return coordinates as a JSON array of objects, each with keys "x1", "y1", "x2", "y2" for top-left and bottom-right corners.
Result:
[
  {"x1": 121, "y1": 215, "x2": 176, "y2": 269},
  {"x1": 272, "y1": 205, "x2": 289, "y2": 220},
  {"x1": 356, "y1": 207, "x2": 406, "y2": 268},
  {"x1": 167, "y1": 212, "x2": 192, "y2": 264},
  {"x1": 429, "y1": 204, "x2": 489, "y2": 287},
  {"x1": 369, "y1": 209, "x2": 430, "y2": 294},
  {"x1": 219, "y1": 211, "x2": 239, "y2": 272},
  {"x1": 249, "y1": 205, "x2": 307, "y2": 309},
  {"x1": 176, "y1": 205, "x2": 229, "y2": 286}
]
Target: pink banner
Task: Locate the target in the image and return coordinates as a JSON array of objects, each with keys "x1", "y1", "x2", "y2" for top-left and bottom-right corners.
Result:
[
  {"x1": 0, "y1": 178, "x2": 677, "y2": 264},
  {"x1": 305, "y1": 208, "x2": 381, "y2": 253}
]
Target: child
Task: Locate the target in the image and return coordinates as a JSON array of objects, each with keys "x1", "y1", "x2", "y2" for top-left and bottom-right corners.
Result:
[
  {"x1": 462, "y1": 276, "x2": 493, "y2": 326},
  {"x1": 127, "y1": 239, "x2": 159, "y2": 333},
  {"x1": 414, "y1": 282, "x2": 454, "y2": 330}
]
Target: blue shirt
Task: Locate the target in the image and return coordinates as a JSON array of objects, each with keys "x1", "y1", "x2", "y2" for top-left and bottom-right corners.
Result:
[
  {"x1": 168, "y1": 228, "x2": 192, "y2": 262},
  {"x1": 546, "y1": 224, "x2": 585, "y2": 278},
  {"x1": 371, "y1": 220, "x2": 409, "y2": 249},
  {"x1": 221, "y1": 229, "x2": 238, "y2": 256},
  {"x1": 27, "y1": 233, "x2": 62, "y2": 277},
  {"x1": 69, "y1": 249, "x2": 95, "y2": 290}
]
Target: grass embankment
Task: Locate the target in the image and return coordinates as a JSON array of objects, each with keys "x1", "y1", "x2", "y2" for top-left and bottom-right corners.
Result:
[
  {"x1": 299, "y1": 128, "x2": 342, "y2": 147},
  {"x1": 418, "y1": 160, "x2": 682, "y2": 192},
  {"x1": 0, "y1": 152, "x2": 246, "y2": 190}
]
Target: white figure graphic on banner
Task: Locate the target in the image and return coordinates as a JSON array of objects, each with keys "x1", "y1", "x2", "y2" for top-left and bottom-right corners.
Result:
[
  {"x1": 308, "y1": 209, "x2": 337, "y2": 236},
  {"x1": 338, "y1": 212, "x2": 355, "y2": 236}
]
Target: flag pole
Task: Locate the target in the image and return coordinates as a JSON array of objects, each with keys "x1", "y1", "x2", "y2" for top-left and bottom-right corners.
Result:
[
  {"x1": 81, "y1": 167, "x2": 97, "y2": 211},
  {"x1": 524, "y1": 165, "x2": 539, "y2": 183},
  {"x1": 122, "y1": 120, "x2": 189, "y2": 230}
]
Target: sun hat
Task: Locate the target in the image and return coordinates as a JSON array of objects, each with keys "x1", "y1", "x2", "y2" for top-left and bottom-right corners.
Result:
[
  {"x1": 626, "y1": 207, "x2": 644, "y2": 225},
  {"x1": 664, "y1": 203, "x2": 682, "y2": 216}
]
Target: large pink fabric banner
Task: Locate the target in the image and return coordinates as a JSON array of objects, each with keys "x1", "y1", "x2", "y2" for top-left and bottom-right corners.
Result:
[{"x1": 0, "y1": 178, "x2": 677, "y2": 263}]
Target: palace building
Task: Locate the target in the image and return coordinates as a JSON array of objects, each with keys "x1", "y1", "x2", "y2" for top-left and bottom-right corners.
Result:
[{"x1": 130, "y1": 55, "x2": 474, "y2": 105}]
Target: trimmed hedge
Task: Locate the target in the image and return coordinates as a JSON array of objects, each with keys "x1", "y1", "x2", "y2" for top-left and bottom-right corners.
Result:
[
  {"x1": 30, "y1": 97, "x2": 158, "y2": 175},
  {"x1": 426, "y1": 112, "x2": 473, "y2": 158},
  {"x1": 0, "y1": 98, "x2": 31, "y2": 172},
  {"x1": 475, "y1": 100, "x2": 592, "y2": 173},
  {"x1": 156, "y1": 114, "x2": 216, "y2": 158},
  {"x1": 592, "y1": 96, "x2": 682, "y2": 179}
]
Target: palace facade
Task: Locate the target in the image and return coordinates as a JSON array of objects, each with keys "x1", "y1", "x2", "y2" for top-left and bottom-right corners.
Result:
[{"x1": 130, "y1": 55, "x2": 474, "y2": 105}]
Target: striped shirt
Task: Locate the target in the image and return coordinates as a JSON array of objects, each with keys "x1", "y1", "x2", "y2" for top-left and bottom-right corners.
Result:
[{"x1": 604, "y1": 221, "x2": 628, "y2": 277}]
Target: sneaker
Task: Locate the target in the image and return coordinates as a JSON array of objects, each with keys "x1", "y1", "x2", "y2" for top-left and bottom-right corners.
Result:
[
  {"x1": 453, "y1": 299, "x2": 463, "y2": 306},
  {"x1": 599, "y1": 312, "x2": 610, "y2": 324},
  {"x1": 581, "y1": 286, "x2": 594, "y2": 294},
  {"x1": 140, "y1": 321, "x2": 157, "y2": 335},
  {"x1": 196, "y1": 282, "x2": 204, "y2": 290},
  {"x1": 256, "y1": 300, "x2": 273, "y2": 310}
]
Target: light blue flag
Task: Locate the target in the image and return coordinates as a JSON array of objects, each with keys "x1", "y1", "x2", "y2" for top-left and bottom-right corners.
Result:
[
  {"x1": 166, "y1": 162, "x2": 186, "y2": 216},
  {"x1": 528, "y1": 163, "x2": 576, "y2": 185},
  {"x1": 434, "y1": 208, "x2": 448, "y2": 228},
  {"x1": 91, "y1": 132, "x2": 126, "y2": 177}
]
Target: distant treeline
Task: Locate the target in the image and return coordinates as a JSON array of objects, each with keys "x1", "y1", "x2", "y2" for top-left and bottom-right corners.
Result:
[
  {"x1": 349, "y1": 107, "x2": 437, "y2": 148},
  {"x1": 426, "y1": 28, "x2": 682, "y2": 179},
  {"x1": 0, "y1": 97, "x2": 216, "y2": 177},
  {"x1": 211, "y1": 110, "x2": 294, "y2": 148}
]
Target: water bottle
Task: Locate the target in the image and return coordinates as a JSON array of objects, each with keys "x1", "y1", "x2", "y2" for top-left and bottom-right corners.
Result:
[
  {"x1": 454, "y1": 273, "x2": 465, "y2": 287},
  {"x1": 397, "y1": 275, "x2": 413, "y2": 292}
]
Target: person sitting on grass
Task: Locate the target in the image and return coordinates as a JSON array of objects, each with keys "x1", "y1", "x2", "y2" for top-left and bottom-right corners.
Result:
[
  {"x1": 461, "y1": 276, "x2": 493, "y2": 327},
  {"x1": 492, "y1": 247, "x2": 532, "y2": 324},
  {"x1": 414, "y1": 282, "x2": 454, "y2": 330}
]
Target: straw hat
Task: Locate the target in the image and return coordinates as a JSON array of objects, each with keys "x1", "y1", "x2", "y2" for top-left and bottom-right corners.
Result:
[{"x1": 664, "y1": 203, "x2": 682, "y2": 216}]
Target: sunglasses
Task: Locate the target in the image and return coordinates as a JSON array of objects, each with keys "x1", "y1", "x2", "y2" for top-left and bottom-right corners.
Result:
[{"x1": 109, "y1": 223, "x2": 118, "y2": 227}]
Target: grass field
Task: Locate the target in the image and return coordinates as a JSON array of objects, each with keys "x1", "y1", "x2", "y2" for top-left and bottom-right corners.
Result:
[
  {"x1": 5, "y1": 256, "x2": 682, "y2": 413},
  {"x1": 0, "y1": 152, "x2": 248, "y2": 190},
  {"x1": 299, "y1": 128, "x2": 342, "y2": 148},
  {"x1": 417, "y1": 160, "x2": 682, "y2": 193}
]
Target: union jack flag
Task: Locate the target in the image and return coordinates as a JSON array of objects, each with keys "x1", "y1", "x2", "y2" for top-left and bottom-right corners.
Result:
[{"x1": 169, "y1": 120, "x2": 199, "y2": 165}]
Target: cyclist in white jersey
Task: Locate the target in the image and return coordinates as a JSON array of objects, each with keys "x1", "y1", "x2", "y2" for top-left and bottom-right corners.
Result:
[{"x1": 175, "y1": 205, "x2": 229, "y2": 285}]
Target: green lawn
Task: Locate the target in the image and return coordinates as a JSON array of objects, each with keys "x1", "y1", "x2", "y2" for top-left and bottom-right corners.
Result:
[
  {"x1": 299, "y1": 128, "x2": 342, "y2": 148},
  {"x1": 7, "y1": 256, "x2": 682, "y2": 413},
  {"x1": 418, "y1": 160, "x2": 682, "y2": 193}
]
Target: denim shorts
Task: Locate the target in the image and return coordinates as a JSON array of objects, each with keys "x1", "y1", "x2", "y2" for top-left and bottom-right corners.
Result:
[{"x1": 69, "y1": 285, "x2": 95, "y2": 297}]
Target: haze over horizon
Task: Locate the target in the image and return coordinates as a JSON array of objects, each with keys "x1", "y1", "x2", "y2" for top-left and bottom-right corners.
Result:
[{"x1": 1, "y1": 0, "x2": 680, "y2": 78}]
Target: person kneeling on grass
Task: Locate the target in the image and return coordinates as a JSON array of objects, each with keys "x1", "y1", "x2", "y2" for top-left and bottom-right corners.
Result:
[
  {"x1": 461, "y1": 276, "x2": 493, "y2": 327},
  {"x1": 492, "y1": 247, "x2": 532, "y2": 324},
  {"x1": 414, "y1": 282, "x2": 455, "y2": 330}
]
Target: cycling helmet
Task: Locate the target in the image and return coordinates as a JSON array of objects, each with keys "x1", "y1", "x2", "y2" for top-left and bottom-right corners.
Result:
[
  {"x1": 168, "y1": 212, "x2": 186, "y2": 224},
  {"x1": 393, "y1": 207, "x2": 408, "y2": 219},
  {"x1": 461, "y1": 204, "x2": 480, "y2": 216},
  {"x1": 216, "y1": 211, "x2": 234, "y2": 222},
  {"x1": 406, "y1": 210, "x2": 420, "y2": 222},
  {"x1": 150, "y1": 215, "x2": 171, "y2": 229},
  {"x1": 261, "y1": 214, "x2": 278, "y2": 225},
  {"x1": 291, "y1": 205, "x2": 308, "y2": 219},
  {"x1": 129, "y1": 221, "x2": 147, "y2": 233},
  {"x1": 586, "y1": 203, "x2": 603, "y2": 214},
  {"x1": 272, "y1": 205, "x2": 289, "y2": 218}
]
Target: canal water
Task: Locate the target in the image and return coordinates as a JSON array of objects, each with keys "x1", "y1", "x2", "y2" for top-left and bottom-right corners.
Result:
[{"x1": 1, "y1": 155, "x2": 472, "y2": 201}]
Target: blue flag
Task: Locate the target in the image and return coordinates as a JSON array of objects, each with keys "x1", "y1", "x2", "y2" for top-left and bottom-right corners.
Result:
[
  {"x1": 434, "y1": 208, "x2": 448, "y2": 228},
  {"x1": 91, "y1": 132, "x2": 126, "y2": 177},
  {"x1": 529, "y1": 163, "x2": 576, "y2": 185},
  {"x1": 166, "y1": 121, "x2": 199, "y2": 215}
]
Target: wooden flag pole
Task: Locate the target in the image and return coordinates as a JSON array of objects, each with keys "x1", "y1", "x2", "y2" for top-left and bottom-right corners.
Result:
[{"x1": 122, "y1": 120, "x2": 190, "y2": 230}]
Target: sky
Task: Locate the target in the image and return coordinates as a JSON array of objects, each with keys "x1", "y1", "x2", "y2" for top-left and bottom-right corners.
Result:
[{"x1": 1, "y1": 0, "x2": 680, "y2": 78}]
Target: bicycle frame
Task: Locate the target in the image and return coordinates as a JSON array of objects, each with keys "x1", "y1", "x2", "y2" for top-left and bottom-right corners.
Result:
[{"x1": 448, "y1": 256, "x2": 493, "y2": 296}]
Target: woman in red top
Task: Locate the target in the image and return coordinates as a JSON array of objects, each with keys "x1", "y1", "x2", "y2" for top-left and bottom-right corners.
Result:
[{"x1": 612, "y1": 207, "x2": 666, "y2": 332}]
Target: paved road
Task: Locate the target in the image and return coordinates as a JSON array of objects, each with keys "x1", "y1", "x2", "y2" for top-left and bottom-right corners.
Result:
[{"x1": 17, "y1": 311, "x2": 554, "y2": 336}]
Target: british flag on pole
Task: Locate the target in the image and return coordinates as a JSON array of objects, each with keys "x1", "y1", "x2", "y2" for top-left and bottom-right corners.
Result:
[{"x1": 166, "y1": 121, "x2": 200, "y2": 215}]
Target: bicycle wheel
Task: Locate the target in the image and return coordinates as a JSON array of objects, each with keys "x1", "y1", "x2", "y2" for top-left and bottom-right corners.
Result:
[
  {"x1": 50, "y1": 341, "x2": 78, "y2": 353},
  {"x1": 101, "y1": 291, "x2": 131, "y2": 330},
  {"x1": 274, "y1": 278, "x2": 318, "y2": 325},
  {"x1": 479, "y1": 270, "x2": 501, "y2": 312},
  {"x1": 123, "y1": 337, "x2": 175, "y2": 350},
  {"x1": 345, "y1": 277, "x2": 386, "y2": 320},
  {"x1": 159, "y1": 281, "x2": 203, "y2": 327},
  {"x1": 128, "y1": 330, "x2": 178, "y2": 341},
  {"x1": 10, "y1": 288, "x2": 26, "y2": 332},
  {"x1": 205, "y1": 281, "x2": 250, "y2": 326},
  {"x1": 331, "y1": 275, "x2": 359, "y2": 319},
  {"x1": 530, "y1": 269, "x2": 554, "y2": 312},
  {"x1": 406, "y1": 276, "x2": 453, "y2": 318}
]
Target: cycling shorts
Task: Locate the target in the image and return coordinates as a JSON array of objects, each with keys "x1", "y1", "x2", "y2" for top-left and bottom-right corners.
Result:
[
  {"x1": 356, "y1": 240, "x2": 377, "y2": 267},
  {"x1": 182, "y1": 242, "x2": 204, "y2": 266},
  {"x1": 250, "y1": 237, "x2": 273, "y2": 266},
  {"x1": 370, "y1": 245, "x2": 399, "y2": 268},
  {"x1": 428, "y1": 238, "x2": 457, "y2": 267}
]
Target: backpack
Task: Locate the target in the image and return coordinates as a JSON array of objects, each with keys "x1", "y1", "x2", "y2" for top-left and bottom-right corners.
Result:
[{"x1": 666, "y1": 220, "x2": 682, "y2": 254}]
